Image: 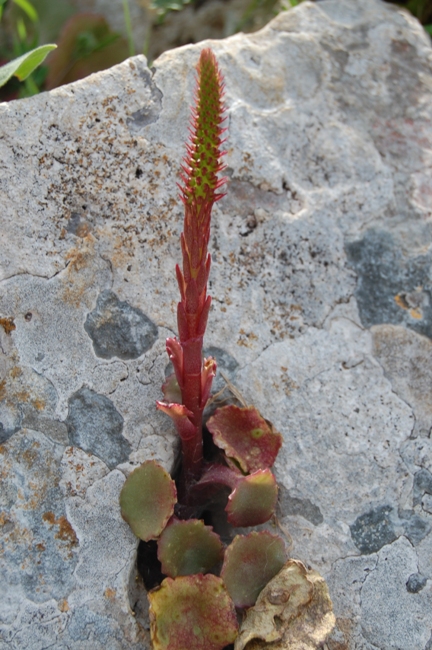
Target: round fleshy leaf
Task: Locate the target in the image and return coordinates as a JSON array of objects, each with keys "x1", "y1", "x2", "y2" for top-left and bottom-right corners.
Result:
[
  {"x1": 221, "y1": 532, "x2": 287, "y2": 608},
  {"x1": 120, "y1": 461, "x2": 176, "y2": 541},
  {"x1": 149, "y1": 574, "x2": 238, "y2": 650},
  {"x1": 158, "y1": 518, "x2": 224, "y2": 577},
  {"x1": 226, "y1": 469, "x2": 278, "y2": 527},
  {"x1": 207, "y1": 405, "x2": 282, "y2": 473}
]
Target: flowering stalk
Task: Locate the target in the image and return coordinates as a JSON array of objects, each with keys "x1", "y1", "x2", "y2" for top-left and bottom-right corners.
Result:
[{"x1": 157, "y1": 48, "x2": 226, "y2": 491}]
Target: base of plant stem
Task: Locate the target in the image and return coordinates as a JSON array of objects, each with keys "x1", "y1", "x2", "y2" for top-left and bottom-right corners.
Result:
[{"x1": 136, "y1": 423, "x2": 234, "y2": 591}]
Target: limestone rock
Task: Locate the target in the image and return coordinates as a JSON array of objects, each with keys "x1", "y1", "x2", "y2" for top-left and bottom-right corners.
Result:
[{"x1": 1, "y1": 0, "x2": 432, "y2": 648}]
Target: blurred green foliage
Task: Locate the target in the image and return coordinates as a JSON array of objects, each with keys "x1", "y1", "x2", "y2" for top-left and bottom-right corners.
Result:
[
  {"x1": 0, "y1": 0, "x2": 127, "y2": 100},
  {"x1": 0, "y1": 0, "x2": 431, "y2": 102},
  {"x1": 386, "y1": 0, "x2": 432, "y2": 33},
  {"x1": 0, "y1": 0, "x2": 48, "y2": 97},
  {"x1": 151, "y1": 0, "x2": 192, "y2": 17}
]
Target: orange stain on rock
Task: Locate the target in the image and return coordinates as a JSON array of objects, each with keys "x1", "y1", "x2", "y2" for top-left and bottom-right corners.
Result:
[
  {"x1": 10, "y1": 366, "x2": 22, "y2": 379},
  {"x1": 58, "y1": 599, "x2": 70, "y2": 612},
  {"x1": 42, "y1": 512, "x2": 78, "y2": 547},
  {"x1": 32, "y1": 398, "x2": 46, "y2": 411},
  {"x1": 65, "y1": 234, "x2": 95, "y2": 273},
  {"x1": 394, "y1": 294, "x2": 409, "y2": 310},
  {"x1": 0, "y1": 317, "x2": 16, "y2": 335}
]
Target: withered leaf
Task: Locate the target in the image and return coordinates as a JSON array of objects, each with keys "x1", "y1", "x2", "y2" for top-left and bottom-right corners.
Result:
[{"x1": 234, "y1": 559, "x2": 335, "y2": 650}]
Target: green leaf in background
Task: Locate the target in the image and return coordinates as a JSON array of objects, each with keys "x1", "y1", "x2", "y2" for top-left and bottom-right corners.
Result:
[
  {"x1": 16, "y1": 16, "x2": 28, "y2": 41},
  {"x1": 13, "y1": 0, "x2": 38, "y2": 22},
  {"x1": 0, "y1": 44, "x2": 57, "y2": 88},
  {"x1": 150, "y1": 0, "x2": 191, "y2": 16},
  {"x1": 45, "y1": 14, "x2": 129, "y2": 90}
]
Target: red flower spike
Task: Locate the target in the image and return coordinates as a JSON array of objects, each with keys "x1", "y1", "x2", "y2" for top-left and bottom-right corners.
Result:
[
  {"x1": 166, "y1": 337, "x2": 183, "y2": 387},
  {"x1": 159, "y1": 48, "x2": 226, "y2": 490},
  {"x1": 207, "y1": 405, "x2": 283, "y2": 473},
  {"x1": 156, "y1": 402, "x2": 196, "y2": 441},
  {"x1": 200, "y1": 356, "x2": 217, "y2": 407}
]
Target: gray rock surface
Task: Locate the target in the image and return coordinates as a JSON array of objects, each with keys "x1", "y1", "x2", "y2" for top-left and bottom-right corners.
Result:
[{"x1": 1, "y1": 0, "x2": 432, "y2": 648}]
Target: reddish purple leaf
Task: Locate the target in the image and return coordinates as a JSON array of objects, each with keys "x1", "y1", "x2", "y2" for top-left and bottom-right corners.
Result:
[{"x1": 207, "y1": 405, "x2": 282, "y2": 473}]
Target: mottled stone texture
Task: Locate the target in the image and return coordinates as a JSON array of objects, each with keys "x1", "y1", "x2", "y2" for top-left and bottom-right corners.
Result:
[{"x1": 1, "y1": 0, "x2": 432, "y2": 648}]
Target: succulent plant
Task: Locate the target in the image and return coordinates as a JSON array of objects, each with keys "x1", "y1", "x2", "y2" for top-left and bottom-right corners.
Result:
[
  {"x1": 192, "y1": 463, "x2": 278, "y2": 527},
  {"x1": 118, "y1": 47, "x2": 334, "y2": 650},
  {"x1": 226, "y1": 468, "x2": 278, "y2": 526}
]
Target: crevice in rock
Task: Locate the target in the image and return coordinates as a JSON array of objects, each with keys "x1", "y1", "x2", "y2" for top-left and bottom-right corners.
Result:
[{"x1": 0, "y1": 267, "x2": 67, "y2": 284}]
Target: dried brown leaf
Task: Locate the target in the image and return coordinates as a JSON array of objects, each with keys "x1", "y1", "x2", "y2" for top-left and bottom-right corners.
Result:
[{"x1": 234, "y1": 559, "x2": 335, "y2": 650}]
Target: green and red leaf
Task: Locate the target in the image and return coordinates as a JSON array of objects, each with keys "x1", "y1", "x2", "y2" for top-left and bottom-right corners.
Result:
[
  {"x1": 149, "y1": 574, "x2": 238, "y2": 650},
  {"x1": 119, "y1": 461, "x2": 176, "y2": 541},
  {"x1": 221, "y1": 532, "x2": 287, "y2": 608},
  {"x1": 226, "y1": 469, "x2": 278, "y2": 527},
  {"x1": 157, "y1": 518, "x2": 224, "y2": 577},
  {"x1": 207, "y1": 405, "x2": 282, "y2": 473}
]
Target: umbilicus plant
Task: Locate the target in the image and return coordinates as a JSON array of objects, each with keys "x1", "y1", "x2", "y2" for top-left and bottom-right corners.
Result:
[{"x1": 120, "y1": 48, "x2": 287, "y2": 650}]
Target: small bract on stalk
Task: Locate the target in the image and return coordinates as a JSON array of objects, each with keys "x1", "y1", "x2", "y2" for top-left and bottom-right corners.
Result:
[{"x1": 157, "y1": 48, "x2": 227, "y2": 491}]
